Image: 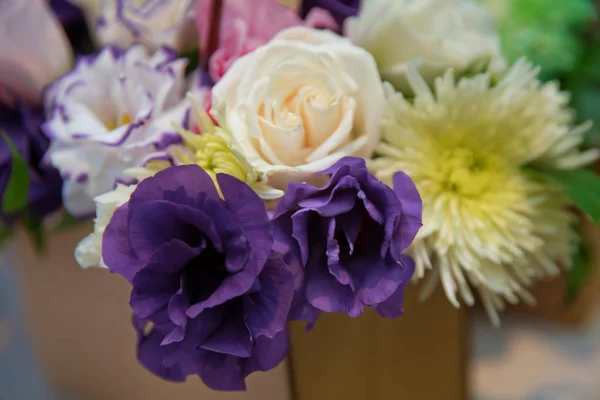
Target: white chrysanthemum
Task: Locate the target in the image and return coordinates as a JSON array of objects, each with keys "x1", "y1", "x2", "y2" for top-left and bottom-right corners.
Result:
[
  {"x1": 371, "y1": 60, "x2": 600, "y2": 325},
  {"x1": 346, "y1": 0, "x2": 506, "y2": 93}
]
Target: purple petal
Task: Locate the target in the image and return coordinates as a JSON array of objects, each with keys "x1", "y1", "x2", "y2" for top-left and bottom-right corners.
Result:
[
  {"x1": 129, "y1": 165, "x2": 220, "y2": 212},
  {"x1": 133, "y1": 318, "x2": 186, "y2": 382},
  {"x1": 244, "y1": 328, "x2": 290, "y2": 375},
  {"x1": 369, "y1": 255, "x2": 415, "y2": 318},
  {"x1": 357, "y1": 188, "x2": 384, "y2": 225},
  {"x1": 336, "y1": 207, "x2": 362, "y2": 255},
  {"x1": 297, "y1": 176, "x2": 358, "y2": 217},
  {"x1": 185, "y1": 268, "x2": 260, "y2": 318},
  {"x1": 201, "y1": 313, "x2": 253, "y2": 358},
  {"x1": 326, "y1": 222, "x2": 340, "y2": 266},
  {"x1": 272, "y1": 181, "x2": 320, "y2": 218},
  {"x1": 392, "y1": 172, "x2": 423, "y2": 254},
  {"x1": 103, "y1": 203, "x2": 144, "y2": 283},
  {"x1": 218, "y1": 173, "x2": 273, "y2": 270},
  {"x1": 291, "y1": 209, "x2": 314, "y2": 265},
  {"x1": 244, "y1": 256, "x2": 294, "y2": 339},
  {"x1": 194, "y1": 350, "x2": 248, "y2": 391},
  {"x1": 328, "y1": 263, "x2": 354, "y2": 289},
  {"x1": 305, "y1": 253, "x2": 363, "y2": 317},
  {"x1": 161, "y1": 325, "x2": 186, "y2": 346},
  {"x1": 167, "y1": 289, "x2": 189, "y2": 327},
  {"x1": 317, "y1": 156, "x2": 366, "y2": 177},
  {"x1": 127, "y1": 201, "x2": 225, "y2": 261},
  {"x1": 162, "y1": 306, "x2": 226, "y2": 367},
  {"x1": 354, "y1": 256, "x2": 409, "y2": 306},
  {"x1": 130, "y1": 239, "x2": 201, "y2": 320}
]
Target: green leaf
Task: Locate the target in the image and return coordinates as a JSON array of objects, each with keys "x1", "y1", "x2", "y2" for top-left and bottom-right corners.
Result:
[
  {"x1": 24, "y1": 211, "x2": 46, "y2": 254},
  {"x1": 530, "y1": 168, "x2": 600, "y2": 225},
  {"x1": 0, "y1": 228, "x2": 12, "y2": 248},
  {"x1": 52, "y1": 212, "x2": 85, "y2": 232},
  {"x1": 179, "y1": 47, "x2": 200, "y2": 76},
  {"x1": 566, "y1": 229, "x2": 592, "y2": 305},
  {"x1": 1, "y1": 132, "x2": 30, "y2": 214}
]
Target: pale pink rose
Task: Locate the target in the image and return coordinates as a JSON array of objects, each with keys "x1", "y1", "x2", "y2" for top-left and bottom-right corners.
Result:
[
  {"x1": 196, "y1": 0, "x2": 336, "y2": 83},
  {"x1": 0, "y1": 0, "x2": 72, "y2": 106}
]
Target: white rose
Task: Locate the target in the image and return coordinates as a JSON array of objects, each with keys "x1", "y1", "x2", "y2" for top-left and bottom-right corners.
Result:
[
  {"x1": 212, "y1": 26, "x2": 384, "y2": 189},
  {"x1": 346, "y1": 0, "x2": 505, "y2": 92},
  {"x1": 75, "y1": 184, "x2": 135, "y2": 269}
]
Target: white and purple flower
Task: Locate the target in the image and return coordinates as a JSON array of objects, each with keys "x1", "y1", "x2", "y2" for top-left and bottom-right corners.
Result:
[
  {"x1": 70, "y1": 0, "x2": 197, "y2": 52},
  {"x1": 43, "y1": 45, "x2": 188, "y2": 216}
]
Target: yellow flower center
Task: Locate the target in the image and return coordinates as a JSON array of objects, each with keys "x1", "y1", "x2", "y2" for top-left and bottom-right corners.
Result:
[
  {"x1": 105, "y1": 112, "x2": 132, "y2": 131},
  {"x1": 433, "y1": 147, "x2": 506, "y2": 198},
  {"x1": 176, "y1": 133, "x2": 249, "y2": 184}
]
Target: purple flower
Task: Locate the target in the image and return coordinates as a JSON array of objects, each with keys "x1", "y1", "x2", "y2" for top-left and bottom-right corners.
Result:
[
  {"x1": 103, "y1": 165, "x2": 294, "y2": 391},
  {"x1": 301, "y1": 0, "x2": 360, "y2": 27},
  {"x1": 51, "y1": 0, "x2": 84, "y2": 27},
  {"x1": 0, "y1": 106, "x2": 62, "y2": 219},
  {"x1": 272, "y1": 157, "x2": 422, "y2": 325}
]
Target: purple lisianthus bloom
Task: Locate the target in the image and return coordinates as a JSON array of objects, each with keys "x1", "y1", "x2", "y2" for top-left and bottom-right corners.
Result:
[
  {"x1": 50, "y1": 0, "x2": 94, "y2": 55},
  {"x1": 0, "y1": 106, "x2": 62, "y2": 220},
  {"x1": 272, "y1": 157, "x2": 422, "y2": 325},
  {"x1": 51, "y1": 0, "x2": 84, "y2": 27},
  {"x1": 301, "y1": 0, "x2": 360, "y2": 27},
  {"x1": 103, "y1": 165, "x2": 294, "y2": 391}
]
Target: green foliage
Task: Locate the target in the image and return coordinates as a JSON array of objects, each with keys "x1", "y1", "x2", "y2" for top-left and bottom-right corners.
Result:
[
  {"x1": 563, "y1": 37, "x2": 600, "y2": 147},
  {"x1": 566, "y1": 228, "x2": 592, "y2": 305},
  {"x1": 24, "y1": 212, "x2": 46, "y2": 254},
  {"x1": 525, "y1": 167, "x2": 600, "y2": 225},
  {"x1": 180, "y1": 47, "x2": 201, "y2": 76},
  {"x1": 481, "y1": 0, "x2": 596, "y2": 80},
  {"x1": 1, "y1": 132, "x2": 30, "y2": 214}
]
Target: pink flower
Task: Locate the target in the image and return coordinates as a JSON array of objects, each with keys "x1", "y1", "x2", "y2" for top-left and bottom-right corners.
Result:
[
  {"x1": 0, "y1": 0, "x2": 72, "y2": 106},
  {"x1": 196, "y1": 0, "x2": 337, "y2": 83}
]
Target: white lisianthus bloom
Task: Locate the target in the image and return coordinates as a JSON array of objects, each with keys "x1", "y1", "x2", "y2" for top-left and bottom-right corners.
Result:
[
  {"x1": 0, "y1": 0, "x2": 72, "y2": 106},
  {"x1": 75, "y1": 160, "x2": 169, "y2": 269},
  {"x1": 212, "y1": 26, "x2": 384, "y2": 189},
  {"x1": 75, "y1": 184, "x2": 135, "y2": 269},
  {"x1": 43, "y1": 46, "x2": 188, "y2": 217},
  {"x1": 371, "y1": 60, "x2": 599, "y2": 325},
  {"x1": 68, "y1": 0, "x2": 197, "y2": 52},
  {"x1": 346, "y1": 0, "x2": 505, "y2": 92}
]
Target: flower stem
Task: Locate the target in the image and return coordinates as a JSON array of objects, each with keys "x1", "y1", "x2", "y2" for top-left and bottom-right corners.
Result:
[{"x1": 202, "y1": 0, "x2": 224, "y2": 70}]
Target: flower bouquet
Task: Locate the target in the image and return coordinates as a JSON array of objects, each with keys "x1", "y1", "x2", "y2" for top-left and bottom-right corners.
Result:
[{"x1": 2, "y1": 0, "x2": 600, "y2": 393}]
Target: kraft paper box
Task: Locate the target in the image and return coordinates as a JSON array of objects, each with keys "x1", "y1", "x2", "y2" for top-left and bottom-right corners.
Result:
[
  {"x1": 14, "y1": 222, "x2": 467, "y2": 400},
  {"x1": 289, "y1": 286, "x2": 468, "y2": 400}
]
